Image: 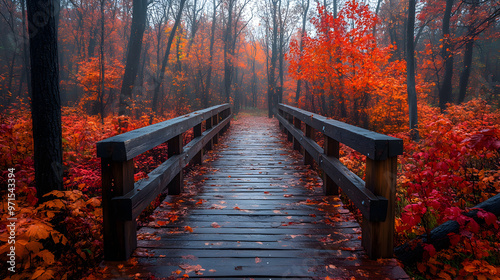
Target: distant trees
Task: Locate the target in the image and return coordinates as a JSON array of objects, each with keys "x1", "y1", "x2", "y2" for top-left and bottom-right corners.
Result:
[
  {"x1": 119, "y1": 0, "x2": 148, "y2": 116},
  {"x1": 27, "y1": 0, "x2": 63, "y2": 200}
]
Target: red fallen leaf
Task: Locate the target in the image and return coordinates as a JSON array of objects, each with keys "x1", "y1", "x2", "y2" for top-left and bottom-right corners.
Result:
[
  {"x1": 228, "y1": 175, "x2": 231, "y2": 178},
  {"x1": 157, "y1": 220, "x2": 168, "y2": 226},
  {"x1": 233, "y1": 206, "x2": 241, "y2": 210},
  {"x1": 264, "y1": 191, "x2": 270, "y2": 194},
  {"x1": 309, "y1": 214, "x2": 316, "y2": 217},
  {"x1": 179, "y1": 264, "x2": 204, "y2": 274},
  {"x1": 255, "y1": 257, "x2": 261, "y2": 263},
  {"x1": 211, "y1": 222, "x2": 221, "y2": 228},
  {"x1": 196, "y1": 199, "x2": 204, "y2": 205},
  {"x1": 340, "y1": 247, "x2": 356, "y2": 251},
  {"x1": 209, "y1": 269, "x2": 216, "y2": 273},
  {"x1": 283, "y1": 194, "x2": 293, "y2": 197},
  {"x1": 184, "y1": 226, "x2": 193, "y2": 233}
]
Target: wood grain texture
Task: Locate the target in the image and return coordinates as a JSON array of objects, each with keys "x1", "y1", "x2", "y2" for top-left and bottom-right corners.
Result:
[
  {"x1": 97, "y1": 104, "x2": 230, "y2": 161},
  {"x1": 103, "y1": 115, "x2": 408, "y2": 279},
  {"x1": 278, "y1": 104, "x2": 403, "y2": 160}
]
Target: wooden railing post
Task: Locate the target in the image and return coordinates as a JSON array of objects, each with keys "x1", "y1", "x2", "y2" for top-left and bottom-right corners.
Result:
[
  {"x1": 205, "y1": 117, "x2": 213, "y2": 151},
  {"x1": 363, "y1": 156, "x2": 397, "y2": 258},
  {"x1": 323, "y1": 136, "x2": 340, "y2": 195},
  {"x1": 304, "y1": 124, "x2": 314, "y2": 166},
  {"x1": 286, "y1": 113, "x2": 293, "y2": 142},
  {"x1": 224, "y1": 108, "x2": 231, "y2": 132},
  {"x1": 212, "y1": 113, "x2": 219, "y2": 145},
  {"x1": 193, "y1": 123, "x2": 202, "y2": 165},
  {"x1": 293, "y1": 117, "x2": 301, "y2": 151},
  {"x1": 278, "y1": 109, "x2": 284, "y2": 132},
  {"x1": 102, "y1": 158, "x2": 136, "y2": 261},
  {"x1": 167, "y1": 134, "x2": 183, "y2": 195}
]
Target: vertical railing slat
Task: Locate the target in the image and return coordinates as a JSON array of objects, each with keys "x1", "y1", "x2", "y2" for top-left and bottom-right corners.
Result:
[
  {"x1": 323, "y1": 135, "x2": 340, "y2": 195},
  {"x1": 293, "y1": 116, "x2": 301, "y2": 151},
  {"x1": 193, "y1": 123, "x2": 202, "y2": 165},
  {"x1": 304, "y1": 124, "x2": 314, "y2": 166},
  {"x1": 167, "y1": 134, "x2": 183, "y2": 195},
  {"x1": 102, "y1": 158, "x2": 136, "y2": 261},
  {"x1": 363, "y1": 157, "x2": 397, "y2": 258}
]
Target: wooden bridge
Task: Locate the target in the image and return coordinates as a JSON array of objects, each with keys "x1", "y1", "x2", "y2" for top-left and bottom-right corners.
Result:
[{"x1": 97, "y1": 104, "x2": 409, "y2": 279}]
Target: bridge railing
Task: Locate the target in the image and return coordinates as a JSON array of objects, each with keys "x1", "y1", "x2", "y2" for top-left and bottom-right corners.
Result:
[
  {"x1": 97, "y1": 104, "x2": 232, "y2": 261},
  {"x1": 275, "y1": 103, "x2": 403, "y2": 259}
]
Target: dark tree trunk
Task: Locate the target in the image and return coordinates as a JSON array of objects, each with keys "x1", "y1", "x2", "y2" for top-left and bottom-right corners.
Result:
[
  {"x1": 268, "y1": 0, "x2": 279, "y2": 117},
  {"x1": 223, "y1": 0, "x2": 235, "y2": 104},
  {"x1": 457, "y1": 39, "x2": 474, "y2": 104},
  {"x1": 439, "y1": 0, "x2": 454, "y2": 111},
  {"x1": 99, "y1": 0, "x2": 105, "y2": 123},
  {"x1": 152, "y1": 0, "x2": 186, "y2": 114},
  {"x1": 372, "y1": 0, "x2": 382, "y2": 37},
  {"x1": 406, "y1": 0, "x2": 419, "y2": 141},
  {"x1": 251, "y1": 52, "x2": 257, "y2": 107},
  {"x1": 27, "y1": 0, "x2": 63, "y2": 201},
  {"x1": 458, "y1": 0, "x2": 479, "y2": 104},
  {"x1": 21, "y1": 0, "x2": 32, "y2": 99},
  {"x1": 203, "y1": 0, "x2": 219, "y2": 108},
  {"x1": 118, "y1": 0, "x2": 147, "y2": 116}
]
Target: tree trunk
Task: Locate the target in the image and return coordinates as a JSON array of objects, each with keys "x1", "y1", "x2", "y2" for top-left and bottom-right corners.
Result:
[
  {"x1": 118, "y1": 0, "x2": 148, "y2": 116},
  {"x1": 203, "y1": 0, "x2": 219, "y2": 108},
  {"x1": 21, "y1": 0, "x2": 32, "y2": 99},
  {"x1": 27, "y1": 0, "x2": 63, "y2": 201},
  {"x1": 458, "y1": 0, "x2": 478, "y2": 104},
  {"x1": 99, "y1": 0, "x2": 105, "y2": 123},
  {"x1": 223, "y1": 0, "x2": 235, "y2": 104},
  {"x1": 439, "y1": 0, "x2": 454, "y2": 111},
  {"x1": 268, "y1": 0, "x2": 279, "y2": 117},
  {"x1": 152, "y1": 0, "x2": 186, "y2": 114},
  {"x1": 295, "y1": 0, "x2": 309, "y2": 105},
  {"x1": 406, "y1": 0, "x2": 419, "y2": 141}
]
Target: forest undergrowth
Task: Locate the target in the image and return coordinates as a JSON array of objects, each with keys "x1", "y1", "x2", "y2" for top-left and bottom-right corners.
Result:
[{"x1": 0, "y1": 99, "x2": 499, "y2": 279}]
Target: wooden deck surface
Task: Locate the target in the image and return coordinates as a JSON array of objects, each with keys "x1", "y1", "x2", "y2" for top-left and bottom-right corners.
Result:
[{"x1": 103, "y1": 114, "x2": 409, "y2": 279}]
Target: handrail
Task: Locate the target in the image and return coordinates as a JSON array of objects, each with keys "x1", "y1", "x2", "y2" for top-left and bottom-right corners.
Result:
[
  {"x1": 97, "y1": 104, "x2": 232, "y2": 261},
  {"x1": 275, "y1": 103, "x2": 402, "y2": 259}
]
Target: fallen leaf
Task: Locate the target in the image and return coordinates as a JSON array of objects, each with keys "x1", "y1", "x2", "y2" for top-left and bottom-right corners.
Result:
[
  {"x1": 255, "y1": 257, "x2": 261, "y2": 263},
  {"x1": 179, "y1": 264, "x2": 204, "y2": 273},
  {"x1": 211, "y1": 222, "x2": 221, "y2": 228},
  {"x1": 184, "y1": 226, "x2": 193, "y2": 233}
]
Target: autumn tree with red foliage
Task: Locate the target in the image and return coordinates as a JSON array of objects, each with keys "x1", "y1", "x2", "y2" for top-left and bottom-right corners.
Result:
[{"x1": 288, "y1": 0, "x2": 409, "y2": 133}]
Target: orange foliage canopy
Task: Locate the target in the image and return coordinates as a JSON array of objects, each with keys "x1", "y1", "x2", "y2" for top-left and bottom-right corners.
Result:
[{"x1": 287, "y1": 0, "x2": 408, "y2": 133}]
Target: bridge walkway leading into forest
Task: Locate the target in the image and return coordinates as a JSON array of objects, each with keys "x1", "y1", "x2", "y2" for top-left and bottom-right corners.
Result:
[{"x1": 99, "y1": 111, "x2": 409, "y2": 279}]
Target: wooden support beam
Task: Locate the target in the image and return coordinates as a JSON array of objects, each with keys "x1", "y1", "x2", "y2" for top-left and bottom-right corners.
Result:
[
  {"x1": 286, "y1": 113, "x2": 293, "y2": 142},
  {"x1": 304, "y1": 124, "x2": 314, "y2": 166},
  {"x1": 205, "y1": 117, "x2": 213, "y2": 151},
  {"x1": 212, "y1": 113, "x2": 219, "y2": 145},
  {"x1": 293, "y1": 116, "x2": 301, "y2": 151},
  {"x1": 363, "y1": 156, "x2": 397, "y2": 259},
  {"x1": 167, "y1": 134, "x2": 183, "y2": 195},
  {"x1": 193, "y1": 123, "x2": 202, "y2": 165},
  {"x1": 323, "y1": 136, "x2": 340, "y2": 195},
  {"x1": 102, "y1": 158, "x2": 136, "y2": 261}
]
